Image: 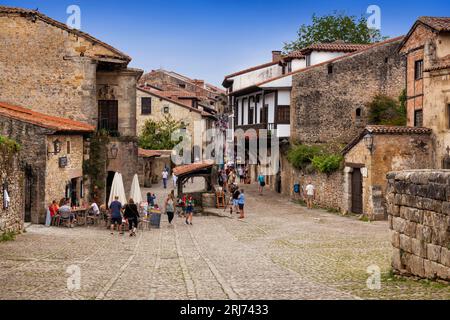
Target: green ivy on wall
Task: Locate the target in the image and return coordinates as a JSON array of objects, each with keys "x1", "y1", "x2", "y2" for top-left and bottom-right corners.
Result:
[{"x1": 82, "y1": 130, "x2": 110, "y2": 193}]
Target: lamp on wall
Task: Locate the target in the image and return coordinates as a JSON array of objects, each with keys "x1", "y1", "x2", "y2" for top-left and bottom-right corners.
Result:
[
  {"x1": 47, "y1": 139, "x2": 62, "y2": 156},
  {"x1": 363, "y1": 133, "x2": 374, "y2": 153},
  {"x1": 109, "y1": 144, "x2": 119, "y2": 159}
]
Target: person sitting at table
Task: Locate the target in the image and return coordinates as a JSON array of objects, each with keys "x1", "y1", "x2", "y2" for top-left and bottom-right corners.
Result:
[
  {"x1": 123, "y1": 198, "x2": 140, "y2": 237},
  {"x1": 88, "y1": 201, "x2": 100, "y2": 216},
  {"x1": 49, "y1": 200, "x2": 59, "y2": 218},
  {"x1": 109, "y1": 196, "x2": 124, "y2": 235},
  {"x1": 58, "y1": 200, "x2": 76, "y2": 227}
]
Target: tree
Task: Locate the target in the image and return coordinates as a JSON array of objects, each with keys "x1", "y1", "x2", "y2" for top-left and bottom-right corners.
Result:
[
  {"x1": 367, "y1": 92, "x2": 407, "y2": 126},
  {"x1": 138, "y1": 115, "x2": 185, "y2": 150},
  {"x1": 283, "y1": 12, "x2": 387, "y2": 52}
]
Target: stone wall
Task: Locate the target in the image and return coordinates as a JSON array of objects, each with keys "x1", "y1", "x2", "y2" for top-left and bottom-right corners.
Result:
[
  {"x1": 291, "y1": 38, "x2": 406, "y2": 145},
  {"x1": 0, "y1": 116, "x2": 50, "y2": 224},
  {"x1": 45, "y1": 135, "x2": 85, "y2": 206},
  {"x1": 136, "y1": 89, "x2": 203, "y2": 137},
  {"x1": 387, "y1": 170, "x2": 449, "y2": 281},
  {"x1": 0, "y1": 145, "x2": 24, "y2": 233}
]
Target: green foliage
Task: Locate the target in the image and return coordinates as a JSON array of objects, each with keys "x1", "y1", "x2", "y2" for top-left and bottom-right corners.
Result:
[
  {"x1": 138, "y1": 115, "x2": 185, "y2": 150},
  {"x1": 283, "y1": 12, "x2": 387, "y2": 52},
  {"x1": 311, "y1": 154, "x2": 344, "y2": 174},
  {"x1": 368, "y1": 93, "x2": 407, "y2": 126},
  {"x1": 0, "y1": 231, "x2": 16, "y2": 242},
  {"x1": 287, "y1": 144, "x2": 323, "y2": 170},
  {"x1": 288, "y1": 143, "x2": 343, "y2": 174},
  {"x1": 0, "y1": 135, "x2": 21, "y2": 153},
  {"x1": 83, "y1": 130, "x2": 110, "y2": 191}
]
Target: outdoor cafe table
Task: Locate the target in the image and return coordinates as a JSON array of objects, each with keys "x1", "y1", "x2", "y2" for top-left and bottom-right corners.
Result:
[{"x1": 71, "y1": 207, "x2": 89, "y2": 226}]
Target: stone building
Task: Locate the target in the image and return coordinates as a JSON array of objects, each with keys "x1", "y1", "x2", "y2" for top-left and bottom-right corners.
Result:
[
  {"x1": 0, "y1": 136, "x2": 24, "y2": 234},
  {"x1": 399, "y1": 17, "x2": 450, "y2": 169},
  {"x1": 342, "y1": 126, "x2": 432, "y2": 220},
  {"x1": 0, "y1": 101, "x2": 94, "y2": 224},
  {"x1": 0, "y1": 6, "x2": 142, "y2": 207},
  {"x1": 136, "y1": 87, "x2": 204, "y2": 136},
  {"x1": 291, "y1": 37, "x2": 406, "y2": 145},
  {"x1": 139, "y1": 69, "x2": 226, "y2": 111}
]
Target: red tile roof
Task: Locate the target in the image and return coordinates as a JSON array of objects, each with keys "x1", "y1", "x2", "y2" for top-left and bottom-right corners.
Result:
[
  {"x1": 173, "y1": 160, "x2": 215, "y2": 176},
  {"x1": 138, "y1": 149, "x2": 162, "y2": 158},
  {"x1": 300, "y1": 42, "x2": 372, "y2": 54},
  {"x1": 365, "y1": 125, "x2": 432, "y2": 134},
  {"x1": 418, "y1": 16, "x2": 450, "y2": 32},
  {"x1": 137, "y1": 87, "x2": 202, "y2": 114},
  {"x1": 0, "y1": 101, "x2": 95, "y2": 133},
  {"x1": 0, "y1": 6, "x2": 131, "y2": 62},
  {"x1": 342, "y1": 125, "x2": 432, "y2": 155},
  {"x1": 231, "y1": 36, "x2": 405, "y2": 96}
]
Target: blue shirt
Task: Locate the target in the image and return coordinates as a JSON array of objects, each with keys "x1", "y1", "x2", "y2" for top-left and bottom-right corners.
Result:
[
  {"x1": 238, "y1": 194, "x2": 245, "y2": 205},
  {"x1": 258, "y1": 175, "x2": 265, "y2": 183},
  {"x1": 110, "y1": 201, "x2": 122, "y2": 219}
]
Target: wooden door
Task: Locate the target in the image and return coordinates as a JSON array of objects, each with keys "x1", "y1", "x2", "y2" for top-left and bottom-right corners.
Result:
[{"x1": 351, "y1": 169, "x2": 363, "y2": 214}]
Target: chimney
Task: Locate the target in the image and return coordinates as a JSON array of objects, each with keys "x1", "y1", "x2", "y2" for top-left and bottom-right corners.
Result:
[{"x1": 272, "y1": 50, "x2": 282, "y2": 62}]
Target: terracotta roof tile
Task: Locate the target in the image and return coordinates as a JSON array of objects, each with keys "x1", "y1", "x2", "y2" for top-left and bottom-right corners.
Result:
[
  {"x1": 138, "y1": 148, "x2": 162, "y2": 158},
  {"x1": 301, "y1": 41, "x2": 372, "y2": 54},
  {"x1": 342, "y1": 125, "x2": 432, "y2": 155},
  {"x1": 418, "y1": 16, "x2": 450, "y2": 32},
  {"x1": 365, "y1": 125, "x2": 432, "y2": 134},
  {"x1": 173, "y1": 160, "x2": 215, "y2": 176},
  {"x1": 0, "y1": 101, "x2": 95, "y2": 133}
]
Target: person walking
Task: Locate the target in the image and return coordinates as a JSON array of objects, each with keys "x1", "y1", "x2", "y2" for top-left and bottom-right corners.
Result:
[
  {"x1": 304, "y1": 181, "x2": 316, "y2": 209},
  {"x1": 172, "y1": 173, "x2": 178, "y2": 189},
  {"x1": 258, "y1": 173, "x2": 266, "y2": 195},
  {"x1": 162, "y1": 169, "x2": 169, "y2": 189},
  {"x1": 238, "y1": 166, "x2": 244, "y2": 183},
  {"x1": 110, "y1": 196, "x2": 124, "y2": 235},
  {"x1": 231, "y1": 186, "x2": 240, "y2": 215},
  {"x1": 123, "y1": 198, "x2": 140, "y2": 237},
  {"x1": 165, "y1": 191, "x2": 176, "y2": 225},
  {"x1": 185, "y1": 195, "x2": 194, "y2": 226},
  {"x1": 238, "y1": 189, "x2": 246, "y2": 219},
  {"x1": 222, "y1": 170, "x2": 228, "y2": 192}
]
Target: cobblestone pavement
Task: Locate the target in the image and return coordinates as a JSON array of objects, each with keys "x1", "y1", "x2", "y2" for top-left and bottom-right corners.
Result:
[{"x1": 0, "y1": 180, "x2": 448, "y2": 300}]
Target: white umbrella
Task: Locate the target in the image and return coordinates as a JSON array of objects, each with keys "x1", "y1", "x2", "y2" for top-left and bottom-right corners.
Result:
[
  {"x1": 130, "y1": 174, "x2": 142, "y2": 204},
  {"x1": 108, "y1": 172, "x2": 127, "y2": 206}
]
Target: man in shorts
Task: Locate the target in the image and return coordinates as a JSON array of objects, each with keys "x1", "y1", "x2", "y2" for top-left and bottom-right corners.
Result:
[
  {"x1": 304, "y1": 181, "x2": 316, "y2": 210},
  {"x1": 110, "y1": 196, "x2": 124, "y2": 235}
]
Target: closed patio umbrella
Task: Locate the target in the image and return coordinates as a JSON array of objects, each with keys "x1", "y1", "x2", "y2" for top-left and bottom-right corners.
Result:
[
  {"x1": 130, "y1": 174, "x2": 142, "y2": 204},
  {"x1": 108, "y1": 172, "x2": 127, "y2": 206}
]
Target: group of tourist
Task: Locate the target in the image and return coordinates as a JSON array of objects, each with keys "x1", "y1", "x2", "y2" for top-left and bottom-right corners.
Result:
[
  {"x1": 218, "y1": 165, "x2": 250, "y2": 220},
  {"x1": 47, "y1": 198, "x2": 100, "y2": 228}
]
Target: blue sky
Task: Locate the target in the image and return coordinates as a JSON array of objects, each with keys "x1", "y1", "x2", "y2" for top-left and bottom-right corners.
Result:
[{"x1": 2, "y1": 0, "x2": 449, "y2": 86}]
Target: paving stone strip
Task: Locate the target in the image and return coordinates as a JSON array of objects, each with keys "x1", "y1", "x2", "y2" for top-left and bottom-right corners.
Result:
[
  {"x1": 96, "y1": 233, "x2": 143, "y2": 300},
  {"x1": 173, "y1": 224, "x2": 197, "y2": 300},
  {"x1": 186, "y1": 225, "x2": 239, "y2": 300},
  {"x1": 148, "y1": 228, "x2": 163, "y2": 300}
]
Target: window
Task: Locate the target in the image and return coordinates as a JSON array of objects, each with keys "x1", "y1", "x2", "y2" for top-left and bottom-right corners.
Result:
[
  {"x1": 67, "y1": 141, "x2": 71, "y2": 154},
  {"x1": 178, "y1": 83, "x2": 186, "y2": 89},
  {"x1": 355, "y1": 108, "x2": 362, "y2": 126},
  {"x1": 248, "y1": 97, "x2": 255, "y2": 125},
  {"x1": 260, "y1": 104, "x2": 268, "y2": 124},
  {"x1": 98, "y1": 100, "x2": 119, "y2": 133},
  {"x1": 242, "y1": 98, "x2": 247, "y2": 124},
  {"x1": 163, "y1": 106, "x2": 170, "y2": 114},
  {"x1": 415, "y1": 60, "x2": 423, "y2": 80},
  {"x1": 276, "y1": 105, "x2": 290, "y2": 124},
  {"x1": 141, "y1": 97, "x2": 152, "y2": 115},
  {"x1": 287, "y1": 61, "x2": 292, "y2": 73},
  {"x1": 328, "y1": 65, "x2": 333, "y2": 74},
  {"x1": 306, "y1": 55, "x2": 311, "y2": 67},
  {"x1": 414, "y1": 109, "x2": 423, "y2": 127}
]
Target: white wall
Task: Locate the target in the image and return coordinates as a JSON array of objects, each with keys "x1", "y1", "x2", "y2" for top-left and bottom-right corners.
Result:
[
  {"x1": 230, "y1": 64, "x2": 284, "y2": 91},
  {"x1": 309, "y1": 51, "x2": 347, "y2": 66},
  {"x1": 278, "y1": 89, "x2": 291, "y2": 105},
  {"x1": 277, "y1": 124, "x2": 290, "y2": 137},
  {"x1": 266, "y1": 93, "x2": 275, "y2": 123},
  {"x1": 291, "y1": 58, "x2": 306, "y2": 71}
]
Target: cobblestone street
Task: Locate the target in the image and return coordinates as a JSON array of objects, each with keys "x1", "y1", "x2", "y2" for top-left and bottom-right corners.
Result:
[{"x1": 0, "y1": 181, "x2": 448, "y2": 300}]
